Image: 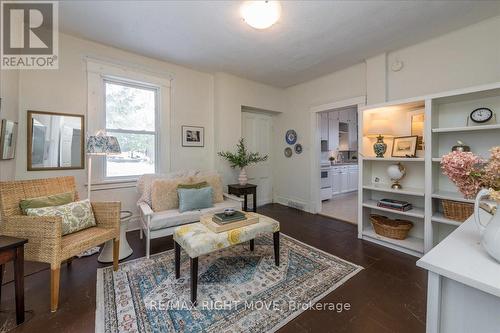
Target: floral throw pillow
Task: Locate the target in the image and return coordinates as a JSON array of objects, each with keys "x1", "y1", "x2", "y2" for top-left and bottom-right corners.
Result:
[{"x1": 26, "y1": 199, "x2": 97, "y2": 236}]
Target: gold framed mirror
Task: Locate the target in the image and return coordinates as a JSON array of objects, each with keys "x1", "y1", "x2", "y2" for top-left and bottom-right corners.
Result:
[{"x1": 27, "y1": 110, "x2": 85, "y2": 171}]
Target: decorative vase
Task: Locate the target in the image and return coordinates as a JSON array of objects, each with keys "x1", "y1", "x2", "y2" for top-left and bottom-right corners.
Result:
[
  {"x1": 474, "y1": 189, "x2": 500, "y2": 262},
  {"x1": 373, "y1": 135, "x2": 387, "y2": 158},
  {"x1": 238, "y1": 168, "x2": 248, "y2": 185}
]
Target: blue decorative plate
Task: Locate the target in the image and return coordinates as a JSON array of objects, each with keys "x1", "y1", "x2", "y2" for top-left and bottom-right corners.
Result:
[
  {"x1": 294, "y1": 143, "x2": 303, "y2": 154},
  {"x1": 285, "y1": 129, "x2": 297, "y2": 145}
]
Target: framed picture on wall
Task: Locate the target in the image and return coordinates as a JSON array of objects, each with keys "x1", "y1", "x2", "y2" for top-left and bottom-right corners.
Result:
[
  {"x1": 182, "y1": 126, "x2": 204, "y2": 147},
  {"x1": 392, "y1": 135, "x2": 418, "y2": 157},
  {"x1": 0, "y1": 119, "x2": 18, "y2": 160}
]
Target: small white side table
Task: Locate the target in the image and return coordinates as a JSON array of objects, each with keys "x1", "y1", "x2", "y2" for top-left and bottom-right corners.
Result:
[{"x1": 98, "y1": 211, "x2": 134, "y2": 263}]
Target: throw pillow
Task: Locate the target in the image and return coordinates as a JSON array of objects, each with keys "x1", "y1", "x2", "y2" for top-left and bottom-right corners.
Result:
[
  {"x1": 20, "y1": 191, "x2": 75, "y2": 215},
  {"x1": 177, "y1": 187, "x2": 214, "y2": 213},
  {"x1": 151, "y1": 176, "x2": 195, "y2": 212},
  {"x1": 177, "y1": 181, "x2": 209, "y2": 189},
  {"x1": 26, "y1": 199, "x2": 97, "y2": 236},
  {"x1": 193, "y1": 174, "x2": 224, "y2": 203}
]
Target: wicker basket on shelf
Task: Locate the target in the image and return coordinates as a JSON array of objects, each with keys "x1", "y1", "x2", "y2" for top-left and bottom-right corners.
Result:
[
  {"x1": 370, "y1": 214, "x2": 413, "y2": 240},
  {"x1": 441, "y1": 200, "x2": 474, "y2": 222}
]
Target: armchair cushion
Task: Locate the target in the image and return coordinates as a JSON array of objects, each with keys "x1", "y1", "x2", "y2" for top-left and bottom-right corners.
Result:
[
  {"x1": 26, "y1": 199, "x2": 96, "y2": 236},
  {"x1": 19, "y1": 191, "x2": 75, "y2": 214}
]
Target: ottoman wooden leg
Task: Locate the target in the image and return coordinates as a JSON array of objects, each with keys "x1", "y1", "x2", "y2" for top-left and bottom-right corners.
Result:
[
  {"x1": 273, "y1": 231, "x2": 280, "y2": 267},
  {"x1": 249, "y1": 239, "x2": 254, "y2": 251},
  {"x1": 174, "y1": 241, "x2": 180, "y2": 279},
  {"x1": 190, "y1": 257, "x2": 198, "y2": 305}
]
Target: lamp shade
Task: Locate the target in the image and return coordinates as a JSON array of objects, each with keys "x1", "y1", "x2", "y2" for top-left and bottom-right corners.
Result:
[
  {"x1": 365, "y1": 119, "x2": 394, "y2": 138},
  {"x1": 86, "y1": 134, "x2": 121, "y2": 155}
]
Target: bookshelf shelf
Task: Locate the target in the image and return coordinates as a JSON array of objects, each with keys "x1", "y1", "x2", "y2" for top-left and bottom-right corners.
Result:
[{"x1": 359, "y1": 82, "x2": 500, "y2": 256}]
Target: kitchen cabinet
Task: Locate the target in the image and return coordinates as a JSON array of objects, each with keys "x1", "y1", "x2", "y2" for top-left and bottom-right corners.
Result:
[
  {"x1": 348, "y1": 111, "x2": 358, "y2": 151},
  {"x1": 328, "y1": 112, "x2": 339, "y2": 151},
  {"x1": 331, "y1": 165, "x2": 358, "y2": 195},
  {"x1": 338, "y1": 110, "x2": 350, "y2": 122},
  {"x1": 320, "y1": 113, "x2": 329, "y2": 140}
]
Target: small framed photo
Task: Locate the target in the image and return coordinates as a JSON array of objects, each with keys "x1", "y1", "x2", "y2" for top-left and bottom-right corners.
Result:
[
  {"x1": 392, "y1": 135, "x2": 418, "y2": 157},
  {"x1": 182, "y1": 126, "x2": 204, "y2": 147}
]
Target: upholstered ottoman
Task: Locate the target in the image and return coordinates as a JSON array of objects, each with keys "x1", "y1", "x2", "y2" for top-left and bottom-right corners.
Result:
[{"x1": 173, "y1": 213, "x2": 280, "y2": 304}]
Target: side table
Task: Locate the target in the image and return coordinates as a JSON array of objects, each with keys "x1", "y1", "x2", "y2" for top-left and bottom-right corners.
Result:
[
  {"x1": 98, "y1": 211, "x2": 133, "y2": 263},
  {"x1": 0, "y1": 236, "x2": 28, "y2": 325},
  {"x1": 228, "y1": 184, "x2": 257, "y2": 212}
]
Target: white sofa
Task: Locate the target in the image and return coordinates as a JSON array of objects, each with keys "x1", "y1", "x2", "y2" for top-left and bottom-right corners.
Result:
[{"x1": 137, "y1": 172, "x2": 243, "y2": 258}]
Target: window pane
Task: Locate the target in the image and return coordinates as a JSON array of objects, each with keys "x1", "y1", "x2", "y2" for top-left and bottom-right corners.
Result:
[
  {"x1": 105, "y1": 81, "x2": 155, "y2": 131},
  {"x1": 106, "y1": 132, "x2": 155, "y2": 178}
]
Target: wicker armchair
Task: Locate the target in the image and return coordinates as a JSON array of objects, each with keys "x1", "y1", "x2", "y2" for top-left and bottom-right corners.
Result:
[{"x1": 0, "y1": 176, "x2": 120, "y2": 312}]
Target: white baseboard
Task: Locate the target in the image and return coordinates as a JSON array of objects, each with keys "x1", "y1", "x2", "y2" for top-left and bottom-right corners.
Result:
[{"x1": 273, "y1": 195, "x2": 313, "y2": 213}]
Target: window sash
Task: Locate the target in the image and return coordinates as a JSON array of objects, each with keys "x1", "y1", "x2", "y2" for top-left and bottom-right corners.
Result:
[{"x1": 103, "y1": 78, "x2": 160, "y2": 180}]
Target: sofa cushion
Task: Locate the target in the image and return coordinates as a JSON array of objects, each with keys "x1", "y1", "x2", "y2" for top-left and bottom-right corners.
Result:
[
  {"x1": 177, "y1": 181, "x2": 208, "y2": 189},
  {"x1": 151, "y1": 176, "x2": 195, "y2": 212},
  {"x1": 178, "y1": 187, "x2": 214, "y2": 213},
  {"x1": 26, "y1": 199, "x2": 97, "y2": 236},
  {"x1": 150, "y1": 200, "x2": 241, "y2": 231},
  {"x1": 193, "y1": 174, "x2": 224, "y2": 203}
]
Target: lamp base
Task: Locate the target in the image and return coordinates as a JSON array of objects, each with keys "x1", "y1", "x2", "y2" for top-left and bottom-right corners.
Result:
[{"x1": 373, "y1": 135, "x2": 387, "y2": 158}]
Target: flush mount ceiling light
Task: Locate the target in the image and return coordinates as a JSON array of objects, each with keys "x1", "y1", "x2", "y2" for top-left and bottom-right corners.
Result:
[{"x1": 241, "y1": 1, "x2": 281, "y2": 30}]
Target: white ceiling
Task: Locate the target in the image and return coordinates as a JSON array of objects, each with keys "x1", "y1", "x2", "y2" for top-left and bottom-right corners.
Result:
[{"x1": 59, "y1": 1, "x2": 500, "y2": 88}]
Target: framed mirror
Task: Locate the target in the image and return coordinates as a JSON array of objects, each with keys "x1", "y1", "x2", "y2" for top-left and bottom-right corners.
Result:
[{"x1": 27, "y1": 110, "x2": 85, "y2": 171}]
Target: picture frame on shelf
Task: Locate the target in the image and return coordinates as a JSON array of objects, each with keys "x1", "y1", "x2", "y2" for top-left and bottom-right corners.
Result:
[
  {"x1": 391, "y1": 135, "x2": 418, "y2": 157},
  {"x1": 182, "y1": 126, "x2": 204, "y2": 147}
]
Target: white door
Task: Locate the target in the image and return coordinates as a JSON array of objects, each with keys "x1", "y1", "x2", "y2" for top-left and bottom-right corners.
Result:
[{"x1": 242, "y1": 112, "x2": 273, "y2": 207}]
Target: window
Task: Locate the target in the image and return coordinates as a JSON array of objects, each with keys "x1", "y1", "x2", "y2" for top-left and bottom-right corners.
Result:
[{"x1": 104, "y1": 80, "x2": 158, "y2": 178}]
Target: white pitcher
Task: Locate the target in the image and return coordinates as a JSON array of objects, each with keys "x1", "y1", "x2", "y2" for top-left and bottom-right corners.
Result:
[{"x1": 474, "y1": 189, "x2": 500, "y2": 262}]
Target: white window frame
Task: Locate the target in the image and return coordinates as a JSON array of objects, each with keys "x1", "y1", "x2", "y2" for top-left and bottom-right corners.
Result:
[
  {"x1": 86, "y1": 58, "x2": 172, "y2": 185},
  {"x1": 102, "y1": 77, "x2": 160, "y2": 181}
]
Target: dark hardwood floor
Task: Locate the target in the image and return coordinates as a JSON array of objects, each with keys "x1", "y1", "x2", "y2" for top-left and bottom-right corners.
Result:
[{"x1": 0, "y1": 204, "x2": 427, "y2": 332}]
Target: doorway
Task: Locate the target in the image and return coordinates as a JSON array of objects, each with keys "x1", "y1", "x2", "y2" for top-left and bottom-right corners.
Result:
[{"x1": 241, "y1": 111, "x2": 274, "y2": 208}]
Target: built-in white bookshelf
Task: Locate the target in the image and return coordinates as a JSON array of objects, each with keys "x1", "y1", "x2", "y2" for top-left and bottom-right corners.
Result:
[{"x1": 358, "y1": 82, "x2": 500, "y2": 257}]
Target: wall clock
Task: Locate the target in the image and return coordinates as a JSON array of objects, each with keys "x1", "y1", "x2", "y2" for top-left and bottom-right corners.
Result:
[{"x1": 470, "y1": 107, "x2": 493, "y2": 124}]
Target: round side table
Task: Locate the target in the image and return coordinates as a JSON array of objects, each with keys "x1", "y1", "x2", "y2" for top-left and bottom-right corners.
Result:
[{"x1": 98, "y1": 211, "x2": 134, "y2": 263}]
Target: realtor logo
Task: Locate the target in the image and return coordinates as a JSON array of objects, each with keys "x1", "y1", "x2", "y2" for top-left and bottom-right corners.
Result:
[{"x1": 1, "y1": 1, "x2": 58, "y2": 69}]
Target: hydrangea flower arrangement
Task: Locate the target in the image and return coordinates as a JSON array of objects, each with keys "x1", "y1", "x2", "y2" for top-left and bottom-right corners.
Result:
[{"x1": 441, "y1": 146, "x2": 499, "y2": 200}]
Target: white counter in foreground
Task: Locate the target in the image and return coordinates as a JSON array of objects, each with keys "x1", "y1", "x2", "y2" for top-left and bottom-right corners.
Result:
[{"x1": 417, "y1": 210, "x2": 500, "y2": 333}]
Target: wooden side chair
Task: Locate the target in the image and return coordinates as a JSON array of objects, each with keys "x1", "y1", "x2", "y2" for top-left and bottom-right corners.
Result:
[{"x1": 0, "y1": 176, "x2": 120, "y2": 312}]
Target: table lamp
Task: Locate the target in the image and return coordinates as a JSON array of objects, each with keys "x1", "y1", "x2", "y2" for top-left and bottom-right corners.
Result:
[
  {"x1": 86, "y1": 130, "x2": 121, "y2": 200},
  {"x1": 365, "y1": 119, "x2": 393, "y2": 158}
]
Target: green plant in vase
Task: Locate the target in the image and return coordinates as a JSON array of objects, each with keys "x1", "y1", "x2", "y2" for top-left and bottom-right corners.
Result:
[{"x1": 218, "y1": 138, "x2": 268, "y2": 185}]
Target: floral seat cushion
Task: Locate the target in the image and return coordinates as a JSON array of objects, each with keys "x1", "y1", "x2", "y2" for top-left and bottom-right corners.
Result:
[{"x1": 173, "y1": 214, "x2": 280, "y2": 258}]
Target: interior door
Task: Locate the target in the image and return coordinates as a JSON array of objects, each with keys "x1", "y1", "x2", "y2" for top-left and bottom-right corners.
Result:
[{"x1": 242, "y1": 112, "x2": 273, "y2": 208}]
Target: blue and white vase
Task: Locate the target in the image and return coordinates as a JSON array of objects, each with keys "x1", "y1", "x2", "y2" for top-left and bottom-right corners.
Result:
[{"x1": 373, "y1": 135, "x2": 387, "y2": 158}]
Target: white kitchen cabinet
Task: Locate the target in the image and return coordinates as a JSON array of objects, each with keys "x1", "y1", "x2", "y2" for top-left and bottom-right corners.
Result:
[
  {"x1": 331, "y1": 167, "x2": 341, "y2": 195},
  {"x1": 347, "y1": 166, "x2": 358, "y2": 192},
  {"x1": 338, "y1": 110, "x2": 350, "y2": 122},
  {"x1": 320, "y1": 113, "x2": 329, "y2": 141},
  {"x1": 340, "y1": 167, "x2": 349, "y2": 193},
  {"x1": 348, "y1": 110, "x2": 358, "y2": 150},
  {"x1": 328, "y1": 112, "x2": 339, "y2": 151}
]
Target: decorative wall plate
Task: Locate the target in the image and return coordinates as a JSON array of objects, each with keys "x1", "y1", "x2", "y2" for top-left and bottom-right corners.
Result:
[
  {"x1": 285, "y1": 129, "x2": 297, "y2": 145},
  {"x1": 284, "y1": 147, "x2": 293, "y2": 158},
  {"x1": 294, "y1": 143, "x2": 303, "y2": 154}
]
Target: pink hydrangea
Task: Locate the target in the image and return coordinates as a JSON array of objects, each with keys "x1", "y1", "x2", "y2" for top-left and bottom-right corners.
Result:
[{"x1": 441, "y1": 151, "x2": 483, "y2": 199}]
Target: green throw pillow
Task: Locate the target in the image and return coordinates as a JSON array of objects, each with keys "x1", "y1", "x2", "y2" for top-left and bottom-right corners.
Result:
[
  {"x1": 20, "y1": 192, "x2": 75, "y2": 215},
  {"x1": 177, "y1": 181, "x2": 209, "y2": 189},
  {"x1": 177, "y1": 187, "x2": 214, "y2": 213},
  {"x1": 25, "y1": 199, "x2": 96, "y2": 236}
]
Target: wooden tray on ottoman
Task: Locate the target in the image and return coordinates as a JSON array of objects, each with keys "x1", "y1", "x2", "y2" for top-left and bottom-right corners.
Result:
[{"x1": 201, "y1": 212, "x2": 260, "y2": 233}]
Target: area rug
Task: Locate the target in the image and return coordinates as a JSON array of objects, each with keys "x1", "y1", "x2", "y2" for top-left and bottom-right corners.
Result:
[{"x1": 96, "y1": 233, "x2": 362, "y2": 332}]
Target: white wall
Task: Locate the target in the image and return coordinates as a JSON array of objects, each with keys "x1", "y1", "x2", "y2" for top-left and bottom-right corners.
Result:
[
  {"x1": 276, "y1": 15, "x2": 500, "y2": 212},
  {"x1": 0, "y1": 70, "x2": 19, "y2": 181},
  {"x1": 213, "y1": 72, "x2": 286, "y2": 186},
  {"x1": 14, "y1": 33, "x2": 215, "y2": 218}
]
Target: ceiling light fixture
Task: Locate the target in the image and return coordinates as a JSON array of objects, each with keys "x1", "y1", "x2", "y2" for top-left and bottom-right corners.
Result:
[{"x1": 241, "y1": 1, "x2": 281, "y2": 30}]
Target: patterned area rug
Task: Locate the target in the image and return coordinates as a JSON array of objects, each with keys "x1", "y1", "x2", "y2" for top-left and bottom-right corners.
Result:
[{"x1": 96, "y1": 234, "x2": 362, "y2": 332}]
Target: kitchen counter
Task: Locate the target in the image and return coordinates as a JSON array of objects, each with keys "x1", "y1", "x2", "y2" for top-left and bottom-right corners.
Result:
[{"x1": 322, "y1": 162, "x2": 358, "y2": 166}]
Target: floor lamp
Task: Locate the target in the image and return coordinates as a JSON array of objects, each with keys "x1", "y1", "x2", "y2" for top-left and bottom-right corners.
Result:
[{"x1": 86, "y1": 131, "x2": 121, "y2": 200}]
